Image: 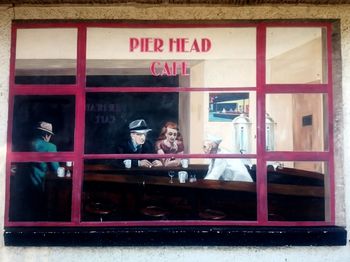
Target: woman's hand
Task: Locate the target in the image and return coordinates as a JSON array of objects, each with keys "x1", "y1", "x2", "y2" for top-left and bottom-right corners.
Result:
[{"x1": 164, "y1": 158, "x2": 181, "y2": 167}]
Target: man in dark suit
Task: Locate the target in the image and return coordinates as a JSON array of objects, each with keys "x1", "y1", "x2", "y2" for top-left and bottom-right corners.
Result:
[{"x1": 117, "y1": 119, "x2": 162, "y2": 168}]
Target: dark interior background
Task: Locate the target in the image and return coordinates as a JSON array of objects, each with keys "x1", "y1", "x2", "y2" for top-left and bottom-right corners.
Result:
[
  {"x1": 85, "y1": 92, "x2": 179, "y2": 154},
  {"x1": 86, "y1": 75, "x2": 178, "y2": 87},
  {"x1": 12, "y1": 95, "x2": 75, "y2": 152}
]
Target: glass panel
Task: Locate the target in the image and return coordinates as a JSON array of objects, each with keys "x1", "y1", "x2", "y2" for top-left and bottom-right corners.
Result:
[
  {"x1": 12, "y1": 95, "x2": 75, "y2": 152},
  {"x1": 266, "y1": 93, "x2": 328, "y2": 151},
  {"x1": 82, "y1": 158, "x2": 256, "y2": 221},
  {"x1": 9, "y1": 161, "x2": 73, "y2": 221},
  {"x1": 267, "y1": 161, "x2": 327, "y2": 221},
  {"x1": 84, "y1": 91, "x2": 256, "y2": 154},
  {"x1": 266, "y1": 27, "x2": 327, "y2": 84},
  {"x1": 15, "y1": 28, "x2": 77, "y2": 85},
  {"x1": 86, "y1": 27, "x2": 256, "y2": 88}
]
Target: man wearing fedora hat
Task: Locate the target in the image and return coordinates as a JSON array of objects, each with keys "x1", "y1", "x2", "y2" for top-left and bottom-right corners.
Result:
[
  {"x1": 11, "y1": 121, "x2": 60, "y2": 221},
  {"x1": 117, "y1": 119, "x2": 162, "y2": 168},
  {"x1": 30, "y1": 121, "x2": 60, "y2": 185},
  {"x1": 33, "y1": 121, "x2": 57, "y2": 148}
]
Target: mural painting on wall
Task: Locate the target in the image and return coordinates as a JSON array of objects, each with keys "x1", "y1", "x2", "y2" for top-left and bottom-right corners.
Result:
[{"x1": 209, "y1": 93, "x2": 249, "y2": 122}]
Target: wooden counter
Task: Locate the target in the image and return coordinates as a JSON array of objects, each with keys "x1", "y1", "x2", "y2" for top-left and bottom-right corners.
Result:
[
  {"x1": 83, "y1": 164, "x2": 324, "y2": 198},
  {"x1": 42, "y1": 164, "x2": 326, "y2": 221},
  {"x1": 83, "y1": 172, "x2": 324, "y2": 198}
]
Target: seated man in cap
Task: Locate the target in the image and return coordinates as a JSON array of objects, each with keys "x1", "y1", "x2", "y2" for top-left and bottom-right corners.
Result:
[
  {"x1": 203, "y1": 134, "x2": 253, "y2": 182},
  {"x1": 117, "y1": 119, "x2": 162, "y2": 168}
]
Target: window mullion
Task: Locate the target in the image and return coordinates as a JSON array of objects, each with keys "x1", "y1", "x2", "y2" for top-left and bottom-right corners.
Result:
[
  {"x1": 256, "y1": 23, "x2": 268, "y2": 224},
  {"x1": 71, "y1": 25, "x2": 87, "y2": 225}
]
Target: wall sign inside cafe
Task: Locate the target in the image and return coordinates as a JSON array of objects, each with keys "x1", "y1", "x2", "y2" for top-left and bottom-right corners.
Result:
[{"x1": 129, "y1": 37, "x2": 212, "y2": 76}]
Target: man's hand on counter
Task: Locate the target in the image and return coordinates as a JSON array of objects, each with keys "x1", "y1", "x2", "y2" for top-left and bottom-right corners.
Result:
[{"x1": 138, "y1": 159, "x2": 163, "y2": 168}]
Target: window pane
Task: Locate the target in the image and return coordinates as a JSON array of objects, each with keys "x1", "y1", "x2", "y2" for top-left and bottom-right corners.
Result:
[
  {"x1": 15, "y1": 28, "x2": 77, "y2": 85},
  {"x1": 84, "y1": 91, "x2": 256, "y2": 154},
  {"x1": 267, "y1": 161, "x2": 327, "y2": 221},
  {"x1": 266, "y1": 93, "x2": 328, "y2": 151},
  {"x1": 86, "y1": 27, "x2": 256, "y2": 88},
  {"x1": 266, "y1": 27, "x2": 327, "y2": 84},
  {"x1": 12, "y1": 95, "x2": 75, "y2": 152},
  {"x1": 82, "y1": 158, "x2": 256, "y2": 221},
  {"x1": 9, "y1": 161, "x2": 73, "y2": 221}
]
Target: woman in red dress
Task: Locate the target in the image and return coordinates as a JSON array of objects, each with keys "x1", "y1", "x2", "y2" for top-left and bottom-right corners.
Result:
[{"x1": 155, "y1": 122, "x2": 184, "y2": 167}]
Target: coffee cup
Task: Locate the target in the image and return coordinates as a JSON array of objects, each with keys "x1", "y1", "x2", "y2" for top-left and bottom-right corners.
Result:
[
  {"x1": 181, "y1": 159, "x2": 189, "y2": 168},
  {"x1": 178, "y1": 171, "x2": 188, "y2": 183},
  {"x1": 123, "y1": 159, "x2": 132, "y2": 169},
  {"x1": 57, "y1": 167, "x2": 65, "y2": 177}
]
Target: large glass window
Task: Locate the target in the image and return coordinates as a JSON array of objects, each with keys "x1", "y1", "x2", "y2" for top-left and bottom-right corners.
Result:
[
  {"x1": 266, "y1": 27, "x2": 327, "y2": 84},
  {"x1": 5, "y1": 22, "x2": 334, "y2": 228},
  {"x1": 9, "y1": 161, "x2": 73, "y2": 222},
  {"x1": 85, "y1": 91, "x2": 257, "y2": 155},
  {"x1": 266, "y1": 93, "x2": 328, "y2": 152},
  {"x1": 86, "y1": 28, "x2": 256, "y2": 88},
  {"x1": 15, "y1": 28, "x2": 78, "y2": 85},
  {"x1": 267, "y1": 161, "x2": 327, "y2": 221},
  {"x1": 12, "y1": 95, "x2": 75, "y2": 152}
]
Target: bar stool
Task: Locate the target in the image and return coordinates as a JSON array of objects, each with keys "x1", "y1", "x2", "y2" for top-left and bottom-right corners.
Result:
[
  {"x1": 84, "y1": 191, "x2": 116, "y2": 222},
  {"x1": 140, "y1": 205, "x2": 169, "y2": 219}
]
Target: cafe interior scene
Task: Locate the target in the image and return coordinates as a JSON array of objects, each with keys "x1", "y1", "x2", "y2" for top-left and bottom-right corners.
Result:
[{"x1": 8, "y1": 26, "x2": 329, "y2": 223}]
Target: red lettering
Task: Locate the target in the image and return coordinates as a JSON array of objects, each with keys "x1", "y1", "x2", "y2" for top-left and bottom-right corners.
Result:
[
  {"x1": 168, "y1": 38, "x2": 212, "y2": 52},
  {"x1": 181, "y1": 38, "x2": 188, "y2": 52},
  {"x1": 129, "y1": 38, "x2": 139, "y2": 52},
  {"x1": 172, "y1": 62, "x2": 177, "y2": 75},
  {"x1": 131, "y1": 38, "x2": 211, "y2": 53},
  {"x1": 169, "y1": 38, "x2": 176, "y2": 52},
  {"x1": 150, "y1": 61, "x2": 160, "y2": 76},
  {"x1": 181, "y1": 61, "x2": 189, "y2": 75},
  {"x1": 154, "y1": 38, "x2": 164, "y2": 52},
  {"x1": 140, "y1": 38, "x2": 149, "y2": 52},
  {"x1": 130, "y1": 38, "x2": 165, "y2": 52},
  {"x1": 201, "y1": 38, "x2": 211, "y2": 52},
  {"x1": 150, "y1": 61, "x2": 189, "y2": 76},
  {"x1": 190, "y1": 39, "x2": 200, "y2": 52},
  {"x1": 162, "y1": 62, "x2": 172, "y2": 76}
]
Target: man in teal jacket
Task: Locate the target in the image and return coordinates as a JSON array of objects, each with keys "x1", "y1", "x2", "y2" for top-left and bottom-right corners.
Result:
[
  {"x1": 10, "y1": 121, "x2": 60, "y2": 221},
  {"x1": 30, "y1": 121, "x2": 60, "y2": 190}
]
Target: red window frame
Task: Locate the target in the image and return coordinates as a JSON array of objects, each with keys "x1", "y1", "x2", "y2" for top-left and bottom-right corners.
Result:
[{"x1": 4, "y1": 21, "x2": 335, "y2": 228}]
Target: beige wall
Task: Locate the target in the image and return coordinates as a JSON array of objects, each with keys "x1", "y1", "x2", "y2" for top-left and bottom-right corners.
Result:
[
  {"x1": 267, "y1": 35, "x2": 325, "y2": 173},
  {"x1": 266, "y1": 94, "x2": 294, "y2": 151},
  {"x1": 0, "y1": 4, "x2": 350, "y2": 261},
  {"x1": 268, "y1": 37, "x2": 324, "y2": 84}
]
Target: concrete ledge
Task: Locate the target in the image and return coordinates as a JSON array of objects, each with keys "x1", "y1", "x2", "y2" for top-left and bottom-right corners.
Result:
[{"x1": 3, "y1": 226, "x2": 347, "y2": 246}]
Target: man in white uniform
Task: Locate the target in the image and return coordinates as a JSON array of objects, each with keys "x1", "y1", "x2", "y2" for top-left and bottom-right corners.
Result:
[{"x1": 203, "y1": 135, "x2": 253, "y2": 182}]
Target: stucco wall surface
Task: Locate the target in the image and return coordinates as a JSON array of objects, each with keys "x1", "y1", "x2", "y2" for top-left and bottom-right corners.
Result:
[{"x1": 0, "y1": 4, "x2": 350, "y2": 261}]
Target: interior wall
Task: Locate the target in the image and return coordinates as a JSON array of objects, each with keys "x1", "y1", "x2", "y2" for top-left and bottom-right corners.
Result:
[
  {"x1": 188, "y1": 61, "x2": 205, "y2": 160},
  {"x1": 267, "y1": 36, "x2": 324, "y2": 155},
  {"x1": 292, "y1": 93, "x2": 325, "y2": 172},
  {"x1": 267, "y1": 37, "x2": 323, "y2": 84},
  {"x1": 266, "y1": 94, "x2": 294, "y2": 151}
]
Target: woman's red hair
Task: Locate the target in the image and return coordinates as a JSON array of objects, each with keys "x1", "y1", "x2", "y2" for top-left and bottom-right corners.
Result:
[{"x1": 157, "y1": 122, "x2": 183, "y2": 141}]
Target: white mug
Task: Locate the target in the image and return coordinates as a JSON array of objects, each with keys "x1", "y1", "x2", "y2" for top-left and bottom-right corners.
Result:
[
  {"x1": 66, "y1": 161, "x2": 73, "y2": 167},
  {"x1": 181, "y1": 159, "x2": 189, "y2": 168},
  {"x1": 57, "y1": 167, "x2": 65, "y2": 177},
  {"x1": 178, "y1": 171, "x2": 188, "y2": 183},
  {"x1": 123, "y1": 159, "x2": 132, "y2": 169}
]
